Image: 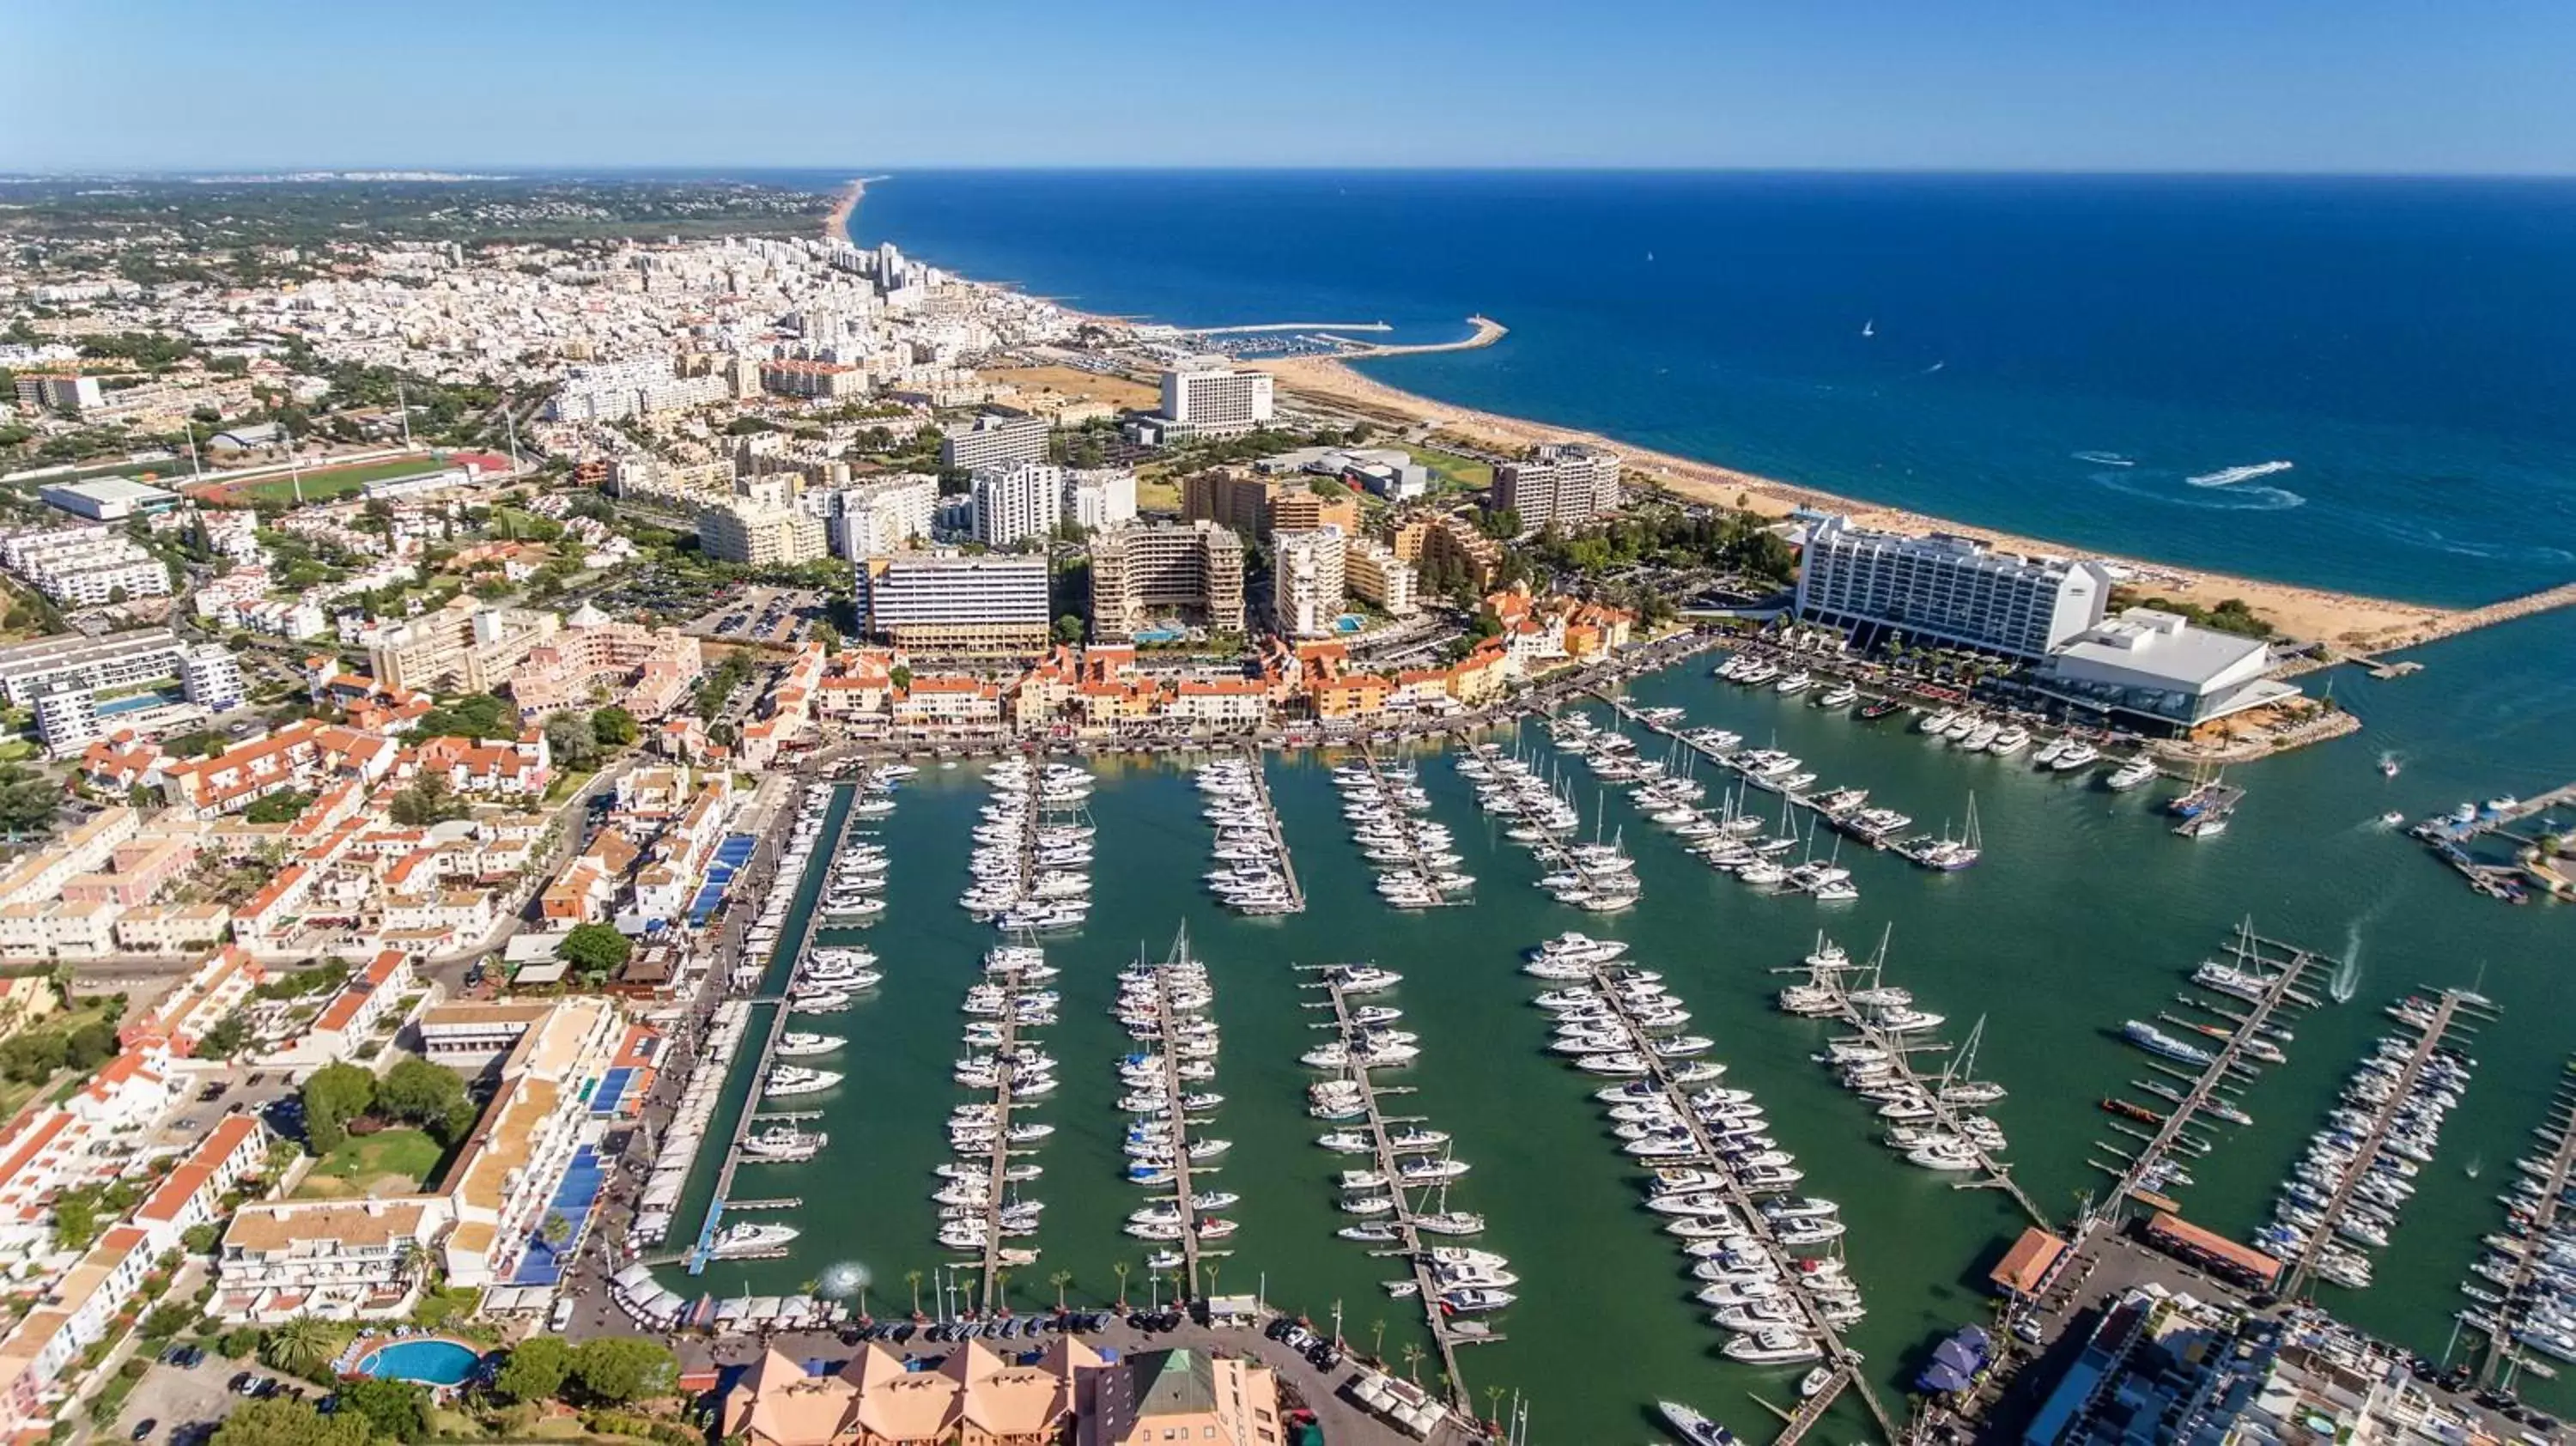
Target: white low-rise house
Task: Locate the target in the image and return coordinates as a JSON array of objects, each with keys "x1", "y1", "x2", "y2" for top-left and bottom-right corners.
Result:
[
  {"x1": 131, "y1": 1115, "x2": 268, "y2": 1254},
  {"x1": 212, "y1": 1197, "x2": 456, "y2": 1323}
]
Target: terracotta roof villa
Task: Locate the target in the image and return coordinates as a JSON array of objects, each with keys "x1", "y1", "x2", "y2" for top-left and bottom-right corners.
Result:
[{"x1": 721, "y1": 1338, "x2": 1282, "y2": 1446}]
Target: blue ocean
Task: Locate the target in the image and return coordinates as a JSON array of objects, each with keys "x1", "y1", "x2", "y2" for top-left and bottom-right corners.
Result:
[{"x1": 835, "y1": 169, "x2": 2576, "y2": 607}]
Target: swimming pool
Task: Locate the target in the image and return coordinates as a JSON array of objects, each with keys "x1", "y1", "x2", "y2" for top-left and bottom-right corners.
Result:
[{"x1": 355, "y1": 1339, "x2": 483, "y2": 1387}]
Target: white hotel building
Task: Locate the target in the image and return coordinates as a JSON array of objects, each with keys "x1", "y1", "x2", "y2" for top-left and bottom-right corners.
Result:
[
  {"x1": 1159, "y1": 362, "x2": 1274, "y2": 436},
  {"x1": 1793, "y1": 515, "x2": 2111, "y2": 660},
  {"x1": 857, "y1": 553, "x2": 1051, "y2": 654}
]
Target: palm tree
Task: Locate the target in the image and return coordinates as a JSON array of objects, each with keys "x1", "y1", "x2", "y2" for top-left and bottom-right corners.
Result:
[
  {"x1": 1201, "y1": 1262, "x2": 1218, "y2": 1303},
  {"x1": 1370, "y1": 1319, "x2": 1386, "y2": 1362},
  {"x1": 1113, "y1": 1261, "x2": 1130, "y2": 1310},
  {"x1": 262, "y1": 1316, "x2": 331, "y2": 1376},
  {"x1": 1050, "y1": 1270, "x2": 1073, "y2": 1312},
  {"x1": 992, "y1": 1270, "x2": 1012, "y2": 1315},
  {"x1": 905, "y1": 1269, "x2": 925, "y2": 1319},
  {"x1": 1485, "y1": 1384, "x2": 1505, "y2": 1427},
  {"x1": 1400, "y1": 1343, "x2": 1425, "y2": 1386}
]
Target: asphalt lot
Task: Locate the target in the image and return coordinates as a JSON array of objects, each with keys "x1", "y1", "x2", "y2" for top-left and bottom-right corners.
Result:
[{"x1": 118, "y1": 1354, "x2": 303, "y2": 1446}]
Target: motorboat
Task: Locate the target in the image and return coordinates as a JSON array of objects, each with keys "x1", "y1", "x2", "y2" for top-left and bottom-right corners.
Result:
[{"x1": 711, "y1": 1222, "x2": 799, "y2": 1257}]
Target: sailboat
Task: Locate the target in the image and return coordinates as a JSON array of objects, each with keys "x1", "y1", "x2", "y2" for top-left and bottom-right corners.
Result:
[
  {"x1": 1862, "y1": 319, "x2": 1875, "y2": 338},
  {"x1": 1896, "y1": 793, "x2": 1981, "y2": 872},
  {"x1": 1937, "y1": 1016, "x2": 2007, "y2": 1106}
]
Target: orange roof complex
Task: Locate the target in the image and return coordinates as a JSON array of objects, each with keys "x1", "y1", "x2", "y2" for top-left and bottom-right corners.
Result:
[
  {"x1": 2145, "y1": 1212, "x2": 2282, "y2": 1287},
  {"x1": 1990, "y1": 1227, "x2": 2069, "y2": 1295}
]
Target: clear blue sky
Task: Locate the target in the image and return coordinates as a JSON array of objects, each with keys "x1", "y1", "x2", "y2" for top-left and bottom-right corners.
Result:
[{"x1": 7, "y1": 0, "x2": 2573, "y2": 174}]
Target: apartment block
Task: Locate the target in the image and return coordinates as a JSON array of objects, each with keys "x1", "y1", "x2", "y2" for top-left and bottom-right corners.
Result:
[
  {"x1": 1087, "y1": 520, "x2": 1247, "y2": 641},
  {"x1": 1344, "y1": 536, "x2": 1419, "y2": 616},
  {"x1": 858, "y1": 553, "x2": 1050, "y2": 654},
  {"x1": 938, "y1": 413, "x2": 1049, "y2": 471},
  {"x1": 1157, "y1": 362, "x2": 1274, "y2": 435},
  {"x1": 1494, "y1": 442, "x2": 1622, "y2": 529},
  {"x1": 1273, "y1": 526, "x2": 1349, "y2": 637},
  {"x1": 367, "y1": 599, "x2": 560, "y2": 695},
  {"x1": 700, "y1": 499, "x2": 827, "y2": 567}
]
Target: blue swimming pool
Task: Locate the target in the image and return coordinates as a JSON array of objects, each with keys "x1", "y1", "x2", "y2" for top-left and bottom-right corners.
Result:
[{"x1": 355, "y1": 1339, "x2": 483, "y2": 1387}]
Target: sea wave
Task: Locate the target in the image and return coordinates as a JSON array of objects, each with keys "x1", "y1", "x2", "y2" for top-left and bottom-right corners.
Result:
[
  {"x1": 2070, "y1": 450, "x2": 2135, "y2": 467},
  {"x1": 2186, "y1": 459, "x2": 2295, "y2": 488}
]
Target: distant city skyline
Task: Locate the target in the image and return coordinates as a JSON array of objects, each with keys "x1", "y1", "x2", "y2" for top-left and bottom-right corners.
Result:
[{"x1": 5, "y1": 0, "x2": 2574, "y2": 175}]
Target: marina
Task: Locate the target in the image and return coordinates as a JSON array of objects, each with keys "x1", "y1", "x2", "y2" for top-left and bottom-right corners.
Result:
[
  {"x1": 1461, "y1": 733, "x2": 1640, "y2": 912},
  {"x1": 1334, "y1": 744, "x2": 1471, "y2": 909},
  {"x1": 2093, "y1": 923, "x2": 2330, "y2": 1209},
  {"x1": 1194, "y1": 749, "x2": 1305, "y2": 914},
  {"x1": 942, "y1": 942, "x2": 1059, "y2": 1310},
  {"x1": 2274, "y1": 987, "x2": 2491, "y2": 1296},
  {"x1": 1301, "y1": 960, "x2": 1499, "y2": 1407},
  {"x1": 2466, "y1": 1055, "x2": 2576, "y2": 1386},
  {"x1": 641, "y1": 642, "x2": 2576, "y2": 1431},
  {"x1": 1115, "y1": 927, "x2": 1230, "y2": 1295}
]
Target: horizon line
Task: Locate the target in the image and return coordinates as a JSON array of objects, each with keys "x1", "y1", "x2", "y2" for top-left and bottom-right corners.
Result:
[{"x1": 7, "y1": 162, "x2": 2576, "y2": 183}]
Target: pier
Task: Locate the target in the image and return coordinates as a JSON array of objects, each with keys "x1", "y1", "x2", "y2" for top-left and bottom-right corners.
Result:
[
  {"x1": 2470, "y1": 1055, "x2": 2576, "y2": 1387},
  {"x1": 1301, "y1": 967, "x2": 1495, "y2": 1410},
  {"x1": 1563, "y1": 952, "x2": 1899, "y2": 1443},
  {"x1": 1597, "y1": 692, "x2": 1937, "y2": 856},
  {"x1": 1789, "y1": 944, "x2": 2044, "y2": 1227},
  {"x1": 1352, "y1": 742, "x2": 1465, "y2": 907},
  {"x1": 2283, "y1": 987, "x2": 2486, "y2": 1297},
  {"x1": 1145, "y1": 941, "x2": 1213, "y2": 1297},
  {"x1": 2097, "y1": 926, "x2": 2327, "y2": 1211},
  {"x1": 1239, "y1": 744, "x2": 1305, "y2": 912}
]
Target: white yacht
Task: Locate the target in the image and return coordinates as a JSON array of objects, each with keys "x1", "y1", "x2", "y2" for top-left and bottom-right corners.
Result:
[{"x1": 711, "y1": 1222, "x2": 799, "y2": 1257}]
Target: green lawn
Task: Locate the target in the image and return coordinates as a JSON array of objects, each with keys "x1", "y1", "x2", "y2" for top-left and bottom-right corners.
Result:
[
  {"x1": 1403, "y1": 445, "x2": 1494, "y2": 493},
  {"x1": 294, "y1": 1127, "x2": 445, "y2": 1199},
  {"x1": 228, "y1": 455, "x2": 450, "y2": 505}
]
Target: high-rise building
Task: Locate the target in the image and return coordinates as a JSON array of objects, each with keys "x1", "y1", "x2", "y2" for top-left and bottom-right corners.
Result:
[
  {"x1": 1158, "y1": 362, "x2": 1274, "y2": 436},
  {"x1": 1389, "y1": 513, "x2": 1504, "y2": 592},
  {"x1": 1794, "y1": 514, "x2": 2111, "y2": 659},
  {"x1": 1181, "y1": 470, "x2": 1357, "y2": 538},
  {"x1": 1343, "y1": 537, "x2": 1419, "y2": 616},
  {"x1": 969, "y1": 463, "x2": 1063, "y2": 547},
  {"x1": 1494, "y1": 442, "x2": 1623, "y2": 529},
  {"x1": 939, "y1": 414, "x2": 1050, "y2": 471},
  {"x1": 1273, "y1": 526, "x2": 1348, "y2": 638},
  {"x1": 858, "y1": 554, "x2": 1051, "y2": 654},
  {"x1": 827, "y1": 474, "x2": 939, "y2": 561},
  {"x1": 1087, "y1": 521, "x2": 1247, "y2": 641},
  {"x1": 700, "y1": 500, "x2": 828, "y2": 567},
  {"x1": 177, "y1": 644, "x2": 246, "y2": 713},
  {"x1": 1063, "y1": 469, "x2": 1139, "y2": 532}
]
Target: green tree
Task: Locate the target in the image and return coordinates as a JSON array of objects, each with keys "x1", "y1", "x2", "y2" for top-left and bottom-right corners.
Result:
[
  {"x1": 142, "y1": 1301, "x2": 199, "y2": 1340},
  {"x1": 336, "y1": 1377, "x2": 430, "y2": 1443},
  {"x1": 568, "y1": 1336, "x2": 677, "y2": 1404},
  {"x1": 193, "y1": 1011, "x2": 252, "y2": 1060},
  {"x1": 0, "y1": 1031, "x2": 67, "y2": 1084},
  {"x1": 210, "y1": 1397, "x2": 372, "y2": 1446},
  {"x1": 544, "y1": 711, "x2": 598, "y2": 768},
  {"x1": 0, "y1": 764, "x2": 60, "y2": 837},
  {"x1": 493, "y1": 1335, "x2": 572, "y2": 1403},
  {"x1": 242, "y1": 790, "x2": 314, "y2": 825},
  {"x1": 387, "y1": 773, "x2": 465, "y2": 827},
  {"x1": 558, "y1": 922, "x2": 632, "y2": 981},
  {"x1": 1051, "y1": 614, "x2": 1084, "y2": 646},
  {"x1": 52, "y1": 1188, "x2": 103, "y2": 1249},
  {"x1": 64, "y1": 1020, "x2": 117, "y2": 1068},
  {"x1": 374, "y1": 1056, "x2": 470, "y2": 1138},
  {"x1": 591, "y1": 706, "x2": 638, "y2": 748},
  {"x1": 299, "y1": 1060, "x2": 376, "y2": 1155},
  {"x1": 258, "y1": 1315, "x2": 334, "y2": 1376}
]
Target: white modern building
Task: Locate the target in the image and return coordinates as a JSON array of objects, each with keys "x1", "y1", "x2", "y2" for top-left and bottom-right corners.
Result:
[
  {"x1": 827, "y1": 474, "x2": 939, "y2": 562},
  {"x1": 1064, "y1": 468, "x2": 1139, "y2": 532},
  {"x1": 0, "y1": 631, "x2": 188, "y2": 708},
  {"x1": 969, "y1": 462, "x2": 1064, "y2": 548},
  {"x1": 1158, "y1": 362, "x2": 1274, "y2": 436},
  {"x1": 939, "y1": 414, "x2": 1050, "y2": 471},
  {"x1": 1273, "y1": 526, "x2": 1349, "y2": 638},
  {"x1": 700, "y1": 499, "x2": 827, "y2": 567},
  {"x1": 1495, "y1": 443, "x2": 1622, "y2": 529},
  {"x1": 1794, "y1": 515, "x2": 2111, "y2": 660},
  {"x1": 0, "y1": 527, "x2": 173, "y2": 607},
  {"x1": 179, "y1": 642, "x2": 248, "y2": 712},
  {"x1": 2034, "y1": 607, "x2": 2300, "y2": 733},
  {"x1": 858, "y1": 553, "x2": 1051, "y2": 653}
]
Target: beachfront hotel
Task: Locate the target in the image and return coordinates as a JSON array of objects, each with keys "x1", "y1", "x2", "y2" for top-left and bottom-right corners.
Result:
[
  {"x1": 1086, "y1": 519, "x2": 1247, "y2": 640},
  {"x1": 1495, "y1": 442, "x2": 1623, "y2": 528},
  {"x1": 1794, "y1": 514, "x2": 2111, "y2": 660},
  {"x1": 1157, "y1": 361, "x2": 1274, "y2": 437}
]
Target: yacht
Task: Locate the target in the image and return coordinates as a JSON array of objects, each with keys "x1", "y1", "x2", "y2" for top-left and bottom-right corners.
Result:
[
  {"x1": 2104, "y1": 755, "x2": 2158, "y2": 790},
  {"x1": 775, "y1": 1032, "x2": 843, "y2": 1058},
  {"x1": 711, "y1": 1222, "x2": 799, "y2": 1257},
  {"x1": 1722, "y1": 1329, "x2": 1824, "y2": 1365},
  {"x1": 764, "y1": 1066, "x2": 841, "y2": 1099},
  {"x1": 740, "y1": 1126, "x2": 825, "y2": 1162},
  {"x1": 1815, "y1": 682, "x2": 1860, "y2": 709},
  {"x1": 2052, "y1": 740, "x2": 2104, "y2": 772},
  {"x1": 1986, "y1": 725, "x2": 2032, "y2": 756}
]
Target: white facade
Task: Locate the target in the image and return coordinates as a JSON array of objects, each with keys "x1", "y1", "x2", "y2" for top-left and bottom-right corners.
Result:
[
  {"x1": 859, "y1": 554, "x2": 1051, "y2": 650},
  {"x1": 969, "y1": 462, "x2": 1063, "y2": 547},
  {"x1": 828, "y1": 474, "x2": 939, "y2": 562},
  {"x1": 1495, "y1": 443, "x2": 1621, "y2": 529},
  {"x1": 1064, "y1": 468, "x2": 1138, "y2": 532},
  {"x1": 0, "y1": 527, "x2": 173, "y2": 607},
  {"x1": 1795, "y1": 514, "x2": 2111, "y2": 660},
  {"x1": 1160, "y1": 363, "x2": 1274, "y2": 435},
  {"x1": 939, "y1": 414, "x2": 1049, "y2": 471},
  {"x1": 179, "y1": 643, "x2": 248, "y2": 712},
  {"x1": 0, "y1": 630, "x2": 188, "y2": 707},
  {"x1": 1273, "y1": 526, "x2": 1348, "y2": 638}
]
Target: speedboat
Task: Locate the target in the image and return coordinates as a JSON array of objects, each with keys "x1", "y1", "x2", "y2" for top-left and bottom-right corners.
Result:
[{"x1": 1657, "y1": 1402, "x2": 1738, "y2": 1446}]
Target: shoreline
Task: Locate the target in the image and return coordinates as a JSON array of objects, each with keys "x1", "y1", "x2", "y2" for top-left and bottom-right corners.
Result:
[
  {"x1": 821, "y1": 178, "x2": 865, "y2": 246},
  {"x1": 1252, "y1": 352, "x2": 2460, "y2": 651}
]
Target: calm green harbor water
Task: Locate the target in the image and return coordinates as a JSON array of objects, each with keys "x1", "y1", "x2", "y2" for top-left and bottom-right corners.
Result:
[{"x1": 664, "y1": 611, "x2": 2576, "y2": 1437}]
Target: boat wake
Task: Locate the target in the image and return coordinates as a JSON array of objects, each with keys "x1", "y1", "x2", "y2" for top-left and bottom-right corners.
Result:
[
  {"x1": 2090, "y1": 470, "x2": 2305, "y2": 511},
  {"x1": 2356, "y1": 515, "x2": 2576, "y2": 564},
  {"x1": 2186, "y1": 459, "x2": 2294, "y2": 489},
  {"x1": 816, "y1": 1261, "x2": 872, "y2": 1298},
  {"x1": 2071, "y1": 450, "x2": 2135, "y2": 467}
]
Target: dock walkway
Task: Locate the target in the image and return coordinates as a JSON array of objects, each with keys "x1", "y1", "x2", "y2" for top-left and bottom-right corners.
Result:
[
  {"x1": 2474, "y1": 1056, "x2": 2576, "y2": 1387},
  {"x1": 1149, "y1": 948, "x2": 1212, "y2": 1296},
  {"x1": 1570, "y1": 955, "x2": 1898, "y2": 1444},
  {"x1": 1352, "y1": 743, "x2": 1461, "y2": 907},
  {"x1": 1240, "y1": 744, "x2": 1305, "y2": 913},
  {"x1": 972, "y1": 963, "x2": 1034, "y2": 1315},
  {"x1": 2284, "y1": 988, "x2": 2483, "y2": 1296},
  {"x1": 2099, "y1": 928, "x2": 2327, "y2": 1210},
  {"x1": 1303, "y1": 969, "x2": 1494, "y2": 1411}
]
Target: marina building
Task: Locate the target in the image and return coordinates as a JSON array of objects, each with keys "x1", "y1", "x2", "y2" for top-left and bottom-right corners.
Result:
[
  {"x1": 701, "y1": 498, "x2": 828, "y2": 567},
  {"x1": 858, "y1": 553, "x2": 1050, "y2": 654},
  {"x1": 2032, "y1": 607, "x2": 2300, "y2": 734},
  {"x1": 1794, "y1": 514, "x2": 2111, "y2": 660},
  {"x1": 969, "y1": 462, "x2": 1063, "y2": 547},
  {"x1": 719, "y1": 1340, "x2": 1279, "y2": 1446},
  {"x1": 1495, "y1": 442, "x2": 1622, "y2": 528},
  {"x1": 1157, "y1": 362, "x2": 1274, "y2": 436},
  {"x1": 1273, "y1": 526, "x2": 1348, "y2": 638},
  {"x1": 1342, "y1": 535, "x2": 1419, "y2": 616},
  {"x1": 939, "y1": 413, "x2": 1050, "y2": 471},
  {"x1": 1086, "y1": 520, "x2": 1247, "y2": 640}
]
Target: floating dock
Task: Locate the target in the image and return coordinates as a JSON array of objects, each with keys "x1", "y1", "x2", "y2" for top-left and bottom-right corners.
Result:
[
  {"x1": 2470, "y1": 1056, "x2": 2576, "y2": 1387},
  {"x1": 1352, "y1": 743, "x2": 1464, "y2": 907}
]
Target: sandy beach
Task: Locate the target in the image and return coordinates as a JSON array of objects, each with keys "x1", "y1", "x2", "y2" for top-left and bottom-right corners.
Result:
[
  {"x1": 821, "y1": 178, "x2": 866, "y2": 246},
  {"x1": 1254, "y1": 352, "x2": 2456, "y2": 650}
]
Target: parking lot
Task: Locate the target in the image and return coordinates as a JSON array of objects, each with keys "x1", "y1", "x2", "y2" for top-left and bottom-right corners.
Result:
[
  {"x1": 118, "y1": 1352, "x2": 307, "y2": 1446},
  {"x1": 685, "y1": 586, "x2": 827, "y2": 645}
]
